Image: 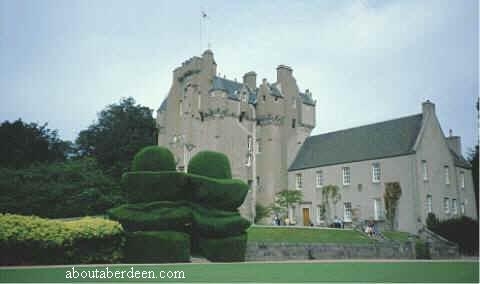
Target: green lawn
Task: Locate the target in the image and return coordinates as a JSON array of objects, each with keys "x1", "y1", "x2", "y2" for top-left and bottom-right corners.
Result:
[
  {"x1": 0, "y1": 261, "x2": 477, "y2": 283},
  {"x1": 382, "y1": 231, "x2": 413, "y2": 242},
  {"x1": 247, "y1": 226, "x2": 373, "y2": 243}
]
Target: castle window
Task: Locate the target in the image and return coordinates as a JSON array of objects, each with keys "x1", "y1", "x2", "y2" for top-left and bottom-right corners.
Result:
[
  {"x1": 426, "y1": 194, "x2": 432, "y2": 213},
  {"x1": 452, "y1": 199, "x2": 457, "y2": 215},
  {"x1": 343, "y1": 202, "x2": 352, "y2": 222},
  {"x1": 247, "y1": 136, "x2": 253, "y2": 152},
  {"x1": 422, "y1": 160, "x2": 428, "y2": 181},
  {"x1": 460, "y1": 202, "x2": 465, "y2": 215},
  {"x1": 179, "y1": 103, "x2": 183, "y2": 115},
  {"x1": 460, "y1": 171, "x2": 465, "y2": 189},
  {"x1": 315, "y1": 171, "x2": 323, "y2": 188},
  {"x1": 263, "y1": 95, "x2": 266, "y2": 101},
  {"x1": 374, "y1": 198, "x2": 384, "y2": 220},
  {"x1": 444, "y1": 166, "x2": 450, "y2": 185},
  {"x1": 199, "y1": 112, "x2": 204, "y2": 122},
  {"x1": 372, "y1": 163, "x2": 381, "y2": 183},
  {"x1": 256, "y1": 140, "x2": 261, "y2": 154},
  {"x1": 444, "y1": 198, "x2": 450, "y2": 214},
  {"x1": 342, "y1": 167, "x2": 351, "y2": 186},
  {"x1": 292, "y1": 119, "x2": 296, "y2": 128},
  {"x1": 295, "y1": 173, "x2": 303, "y2": 190},
  {"x1": 239, "y1": 111, "x2": 245, "y2": 122}
]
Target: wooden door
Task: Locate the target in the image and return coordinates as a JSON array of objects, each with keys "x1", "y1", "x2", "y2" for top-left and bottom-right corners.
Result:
[{"x1": 302, "y1": 208, "x2": 310, "y2": 226}]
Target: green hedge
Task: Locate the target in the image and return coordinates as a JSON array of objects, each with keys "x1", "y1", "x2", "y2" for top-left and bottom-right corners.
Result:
[
  {"x1": 428, "y1": 216, "x2": 479, "y2": 255},
  {"x1": 0, "y1": 214, "x2": 125, "y2": 265},
  {"x1": 131, "y1": 146, "x2": 176, "y2": 172},
  {"x1": 107, "y1": 201, "x2": 192, "y2": 232},
  {"x1": 188, "y1": 151, "x2": 232, "y2": 179},
  {"x1": 124, "y1": 231, "x2": 190, "y2": 263},
  {"x1": 192, "y1": 204, "x2": 250, "y2": 238},
  {"x1": 188, "y1": 174, "x2": 249, "y2": 211},
  {"x1": 122, "y1": 171, "x2": 189, "y2": 203},
  {"x1": 199, "y1": 233, "x2": 247, "y2": 262}
]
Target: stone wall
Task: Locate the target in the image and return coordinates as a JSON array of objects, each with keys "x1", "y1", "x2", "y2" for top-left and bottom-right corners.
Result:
[
  {"x1": 418, "y1": 228, "x2": 460, "y2": 259},
  {"x1": 245, "y1": 241, "x2": 415, "y2": 261}
]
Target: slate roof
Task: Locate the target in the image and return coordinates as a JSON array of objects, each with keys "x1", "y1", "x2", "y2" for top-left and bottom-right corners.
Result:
[
  {"x1": 449, "y1": 149, "x2": 471, "y2": 169},
  {"x1": 289, "y1": 114, "x2": 424, "y2": 170}
]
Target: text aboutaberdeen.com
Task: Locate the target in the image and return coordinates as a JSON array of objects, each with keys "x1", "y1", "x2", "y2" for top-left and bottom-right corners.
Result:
[{"x1": 65, "y1": 266, "x2": 186, "y2": 280}]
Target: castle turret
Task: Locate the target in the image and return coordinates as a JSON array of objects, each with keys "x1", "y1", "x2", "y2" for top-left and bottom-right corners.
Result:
[{"x1": 243, "y1": 71, "x2": 257, "y2": 90}]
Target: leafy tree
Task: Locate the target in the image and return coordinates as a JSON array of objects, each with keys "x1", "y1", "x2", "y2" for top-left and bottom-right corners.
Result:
[
  {"x1": 0, "y1": 158, "x2": 123, "y2": 218},
  {"x1": 76, "y1": 97, "x2": 157, "y2": 178},
  {"x1": 467, "y1": 145, "x2": 478, "y2": 211},
  {"x1": 321, "y1": 185, "x2": 341, "y2": 223},
  {"x1": 254, "y1": 203, "x2": 271, "y2": 224},
  {"x1": 0, "y1": 119, "x2": 70, "y2": 168},
  {"x1": 384, "y1": 182, "x2": 402, "y2": 230},
  {"x1": 270, "y1": 190, "x2": 303, "y2": 222}
]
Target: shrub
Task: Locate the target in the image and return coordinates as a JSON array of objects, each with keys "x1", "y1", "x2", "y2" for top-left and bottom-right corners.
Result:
[
  {"x1": 0, "y1": 158, "x2": 122, "y2": 218},
  {"x1": 107, "y1": 201, "x2": 192, "y2": 232},
  {"x1": 0, "y1": 214, "x2": 125, "y2": 265},
  {"x1": 122, "y1": 171, "x2": 189, "y2": 203},
  {"x1": 124, "y1": 231, "x2": 190, "y2": 263},
  {"x1": 199, "y1": 233, "x2": 247, "y2": 262},
  {"x1": 192, "y1": 204, "x2": 250, "y2": 238},
  {"x1": 426, "y1": 213, "x2": 439, "y2": 229},
  {"x1": 188, "y1": 174, "x2": 249, "y2": 211},
  {"x1": 131, "y1": 146, "x2": 175, "y2": 172},
  {"x1": 415, "y1": 240, "x2": 431, "y2": 259},
  {"x1": 188, "y1": 151, "x2": 232, "y2": 179},
  {"x1": 428, "y1": 216, "x2": 479, "y2": 255}
]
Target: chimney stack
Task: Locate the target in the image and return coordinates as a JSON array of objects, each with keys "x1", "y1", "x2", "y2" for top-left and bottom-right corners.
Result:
[
  {"x1": 422, "y1": 100, "x2": 435, "y2": 117},
  {"x1": 243, "y1": 71, "x2": 257, "y2": 90},
  {"x1": 446, "y1": 130, "x2": 462, "y2": 156},
  {"x1": 276, "y1": 65, "x2": 293, "y2": 82}
]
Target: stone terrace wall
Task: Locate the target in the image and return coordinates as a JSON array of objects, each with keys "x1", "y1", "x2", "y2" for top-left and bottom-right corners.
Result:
[
  {"x1": 246, "y1": 241, "x2": 415, "y2": 261},
  {"x1": 418, "y1": 228, "x2": 460, "y2": 259}
]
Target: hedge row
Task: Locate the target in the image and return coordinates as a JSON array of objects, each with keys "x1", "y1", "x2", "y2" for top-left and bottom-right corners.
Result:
[
  {"x1": 108, "y1": 201, "x2": 250, "y2": 238},
  {"x1": 124, "y1": 231, "x2": 190, "y2": 263},
  {"x1": 199, "y1": 233, "x2": 247, "y2": 262},
  {"x1": 0, "y1": 214, "x2": 125, "y2": 265},
  {"x1": 428, "y1": 216, "x2": 479, "y2": 255},
  {"x1": 122, "y1": 172, "x2": 249, "y2": 211}
]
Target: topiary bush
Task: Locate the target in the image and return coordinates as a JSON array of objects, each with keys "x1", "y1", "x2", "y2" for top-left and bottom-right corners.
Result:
[
  {"x1": 107, "y1": 201, "x2": 193, "y2": 232},
  {"x1": 0, "y1": 214, "x2": 125, "y2": 265},
  {"x1": 198, "y1": 233, "x2": 247, "y2": 262},
  {"x1": 124, "y1": 231, "x2": 190, "y2": 263},
  {"x1": 192, "y1": 204, "x2": 250, "y2": 238},
  {"x1": 188, "y1": 151, "x2": 232, "y2": 179},
  {"x1": 122, "y1": 171, "x2": 189, "y2": 203},
  {"x1": 188, "y1": 174, "x2": 249, "y2": 211},
  {"x1": 131, "y1": 146, "x2": 176, "y2": 172}
]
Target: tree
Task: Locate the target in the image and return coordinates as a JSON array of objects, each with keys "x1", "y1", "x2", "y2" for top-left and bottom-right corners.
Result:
[
  {"x1": 271, "y1": 190, "x2": 303, "y2": 222},
  {"x1": 0, "y1": 119, "x2": 70, "y2": 168},
  {"x1": 76, "y1": 97, "x2": 157, "y2": 178},
  {"x1": 320, "y1": 185, "x2": 341, "y2": 223},
  {"x1": 384, "y1": 182, "x2": 402, "y2": 230},
  {"x1": 467, "y1": 145, "x2": 478, "y2": 212}
]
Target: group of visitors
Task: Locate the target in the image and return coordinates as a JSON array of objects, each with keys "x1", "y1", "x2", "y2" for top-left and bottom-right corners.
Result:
[{"x1": 364, "y1": 221, "x2": 379, "y2": 238}]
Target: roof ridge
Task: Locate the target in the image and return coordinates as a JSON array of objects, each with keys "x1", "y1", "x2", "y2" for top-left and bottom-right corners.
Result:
[{"x1": 307, "y1": 113, "x2": 423, "y2": 140}]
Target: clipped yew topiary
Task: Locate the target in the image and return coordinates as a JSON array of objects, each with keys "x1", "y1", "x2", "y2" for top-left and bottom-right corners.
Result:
[
  {"x1": 188, "y1": 151, "x2": 232, "y2": 179},
  {"x1": 124, "y1": 231, "x2": 190, "y2": 263},
  {"x1": 131, "y1": 146, "x2": 175, "y2": 172},
  {"x1": 121, "y1": 171, "x2": 189, "y2": 203},
  {"x1": 107, "y1": 201, "x2": 192, "y2": 232},
  {"x1": 199, "y1": 233, "x2": 247, "y2": 262}
]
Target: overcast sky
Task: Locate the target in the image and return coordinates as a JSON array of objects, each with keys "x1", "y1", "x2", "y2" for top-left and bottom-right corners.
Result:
[{"x1": 0, "y1": 0, "x2": 478, "y2": 155}]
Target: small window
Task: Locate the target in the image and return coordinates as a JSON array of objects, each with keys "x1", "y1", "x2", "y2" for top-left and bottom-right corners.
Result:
[
  {"x1": 199, "y1": 111, "x2": 204, "y2": 122},
  {"x1": 256, "y1": 176, "x2": 260, "y2": 186},
  {"x1": 452, "y1": 199, "x2": 457, "y2": 215},
  {"x1": 444, "y1": 198, "x2": 450, "y2": 214},
  {"x1": 262, "y1": 95, "x2": 266, "y2": 101},
  {"x1": 444, "y1": 166, "x2": 450, "y2": 185},
  {"x1": 426, "y1": 195, "x2": 433, "y2": 213},
  {"x1": 460, "y1": 202, "x2": 465, "y2": 215},
  {"x1": 342, "y1": 167, "x2": 351, "y2": 185},
  {"x1": 422, "y1": 160, "x2": 428, "y2": 181},
  {"x1": 256, "y1": 140, "x2": 261, "y2": 154},
  {"x1": 344, "y1": 202, "x2": 352, "y2": 222},
  {"x1": 292, "y1": 119, "x2": 296, "y2": 128},
  {"x1": 316, "y1": 206, "x2": 324, "y2": 224},
  {"x1": 460, "y1": 172, "x2": 465, "y2": 189},
  {"x1": 239, "y1": 111, "x2": 245, "y2": 122},
  {"x1": 246, "y1": 153, "x2": 251, "y2": 167},
  {"x1": 296, "y1": 173, "x2": 303, "y2": 190},
  {"x1": 372, "y1": 163, "x2": 381, "y2": 183},
  {"x1": 316, "y1": 171, "x2": 323, "y2": 188},
  {"x1": 247, "y1": 136, "x2": 253, "y2": 152}
]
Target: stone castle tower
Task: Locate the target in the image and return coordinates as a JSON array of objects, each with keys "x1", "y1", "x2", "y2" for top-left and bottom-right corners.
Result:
[{"x1": 156, "y1": 50, "x2": 316, "y2": 220}]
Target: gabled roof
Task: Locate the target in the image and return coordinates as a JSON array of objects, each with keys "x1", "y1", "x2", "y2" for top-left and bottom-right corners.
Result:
[{"x1": 289, "y1": 114, "x2": 424, "y2": 171}]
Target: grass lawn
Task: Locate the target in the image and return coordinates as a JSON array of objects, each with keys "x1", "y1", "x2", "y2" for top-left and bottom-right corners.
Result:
[
  {"x1": 0, "y1": 261, "x2": 478, "y2": 283},
  {"x1": 382, "y1": 231, "x2": 412, "y2": 242},
  {"x1": 247, "y1": 226, "x2": 373, "y2": 243}
]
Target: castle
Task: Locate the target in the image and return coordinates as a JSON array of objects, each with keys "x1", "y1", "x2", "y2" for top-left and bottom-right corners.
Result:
[{"x1": 157, "y1": 50, "x2": 477, "y2": 233}]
